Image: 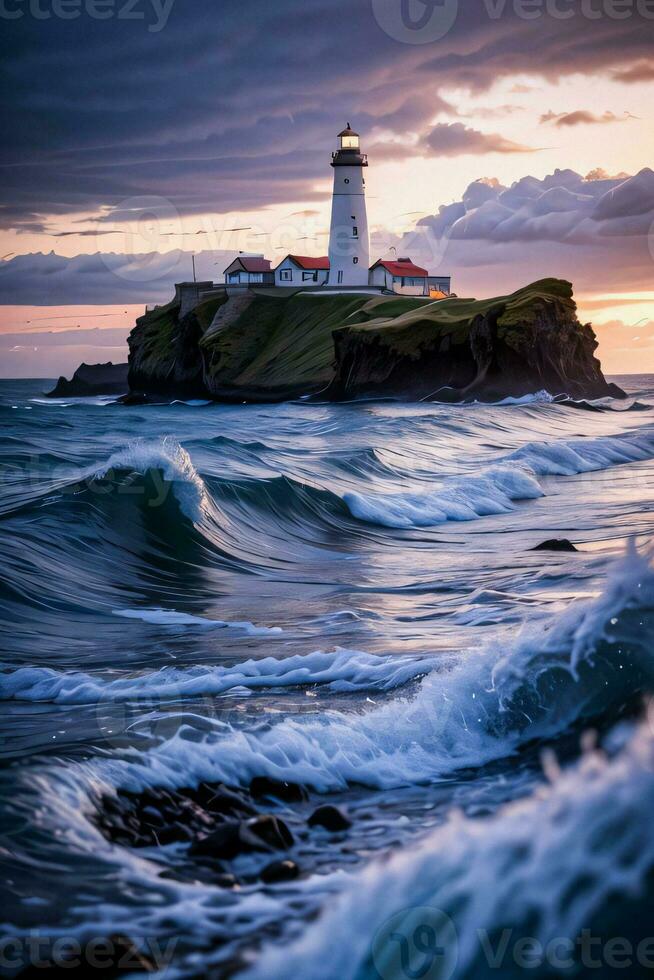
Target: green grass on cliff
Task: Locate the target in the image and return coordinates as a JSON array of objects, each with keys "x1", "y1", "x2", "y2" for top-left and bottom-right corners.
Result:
[
  {"x1": 200, "y1": 292, "x2": 371, "y2": 390},
  {"x1": 342, "y1": 279, "x2": 576, "y2": 356}
]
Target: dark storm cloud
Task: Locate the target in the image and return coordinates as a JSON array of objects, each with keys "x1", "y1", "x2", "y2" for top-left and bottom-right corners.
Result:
[{"x1": 1, "y1": 0, "x2": 653, "y2": 228}]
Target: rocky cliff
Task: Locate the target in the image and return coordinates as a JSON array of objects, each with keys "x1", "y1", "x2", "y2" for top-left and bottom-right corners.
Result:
[
  {"x1": 125, "y1": 280, "x2": 624, "y2": 404},
  {"x1": 327, "y1": 279, "x2": 624, "y2": 402}
]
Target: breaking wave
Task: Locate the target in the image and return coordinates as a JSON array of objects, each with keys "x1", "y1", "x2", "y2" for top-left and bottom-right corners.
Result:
[
  {"x1": 0, "y1": 648, "x2": 429, "y2": 704},
  {"x1": 245, "y1": 714, "x2": 654, "y2": 980},
  {"x1": 102, "y1": 545, "x2": 654, "y2": 793},
  {"x1": 344, "y1": 430, "x2": 654, "y2": 528}
]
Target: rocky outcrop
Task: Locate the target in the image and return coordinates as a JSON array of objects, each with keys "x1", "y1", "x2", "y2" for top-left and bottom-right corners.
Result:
[
  {"x1": 123, "y1": 280, "x2": 624, "y2": 404},
  {"x1": 127, "y1": 294, "x2": 225, "y2": 399},
  {"x1": 46, "y1": 361, "x2": 128, "y2": 398},
  {"x1": 326, "y1": 280, "x2": 625, "y2": 402}
]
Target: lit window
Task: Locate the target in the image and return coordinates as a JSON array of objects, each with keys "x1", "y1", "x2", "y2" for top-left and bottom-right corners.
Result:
[{"x1": 340, "y1": 135, "x2": 359, "y2": 150}]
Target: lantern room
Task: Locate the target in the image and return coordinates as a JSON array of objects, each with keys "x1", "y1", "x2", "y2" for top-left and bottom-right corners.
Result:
[{"x1": 338, "y1": 124, "x2": 360, "y2": 151}]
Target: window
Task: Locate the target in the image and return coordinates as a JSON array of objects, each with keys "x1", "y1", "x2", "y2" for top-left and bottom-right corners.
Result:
[
  {"x1": 280, "y1": 269, "x2": 292, "y2": 281},
  {"x1": 340, "y1": 134, "x2": 359, "y2": 150},
  {"x1": 344, "y1": 178, "x2": 350, "y2": 185},
  {"x1": 302, "y1": 271, "x2": 318, "y2": 282},
  {"x1": 352, "y1": 226, "x2": 358, "y2": 238},
  {"x1": 353, "y1": 257, "x2": 359, "y2": 265},
  {"x1": 338, "y1": 271, "x2": 344, "y2": 284}
]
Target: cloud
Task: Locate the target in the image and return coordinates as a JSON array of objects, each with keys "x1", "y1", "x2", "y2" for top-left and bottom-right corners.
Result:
[
  {"x1": 613, "y1": 62, "x2": 654, "y2": 83},
  {"x1": 0, "y1": 249, "x2": 234, "y2": 305},
  {"x1": 540, "y1": 110, "x2": 637, "y2": 127},
  {"x1": 420, "y1": 123, "x2": 536, "y2": 156},
  {"x1": 2, "y1": 0, "x2": 654, "y2": 229},
  {"x1": 390, "y1": 168, "x2": 654, "y2": 301}
]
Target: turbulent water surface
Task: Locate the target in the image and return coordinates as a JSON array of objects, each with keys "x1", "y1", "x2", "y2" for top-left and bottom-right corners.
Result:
[{"x1": 1, "y1": 376, "x2": 654, "y2": 978}]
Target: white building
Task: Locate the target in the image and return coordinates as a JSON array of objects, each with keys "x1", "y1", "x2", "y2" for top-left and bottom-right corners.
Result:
[
  {"x1": 275, "y1": 254, "x2": 330, "y2": 287},
  {"x1": 327, "y1": 125, "x2": 370, "y2": 287},
  {"x1": 223, "y1": 255, "x2": 275, "y2": 286},
  {"x1": 369, "y1": 258, "x2": 451, "y2": 297}
]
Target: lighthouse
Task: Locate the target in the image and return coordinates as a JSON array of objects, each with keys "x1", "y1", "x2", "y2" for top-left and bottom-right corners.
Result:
[{"x1": 327, "y1": 125, "x2": 370, "y2": 287}]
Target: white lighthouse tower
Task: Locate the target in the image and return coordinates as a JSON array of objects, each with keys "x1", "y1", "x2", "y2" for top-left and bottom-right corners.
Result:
[{"x1": 327, "y1": 124, "x2": 370, "y2": 287}]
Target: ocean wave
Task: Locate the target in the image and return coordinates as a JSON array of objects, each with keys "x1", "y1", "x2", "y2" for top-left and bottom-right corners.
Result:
[
  {"x1": 106, "y1": 545, "x2": 654, "y2": 793},
  {"x1": 245, "y1": 715, "x2": 654, "y2": 980},
  {"x1": 0, "y1": 648, "x2": 429, "y2": 705},
  {"x1": 344, "y1": 464, "x2": 543, "y2": 528},
  {"x1": 96, "y1": 439, "x2": 207, "y2": 522},
  {"x1": 344, "y1": 430, "x2": 654, "y2": 528}
]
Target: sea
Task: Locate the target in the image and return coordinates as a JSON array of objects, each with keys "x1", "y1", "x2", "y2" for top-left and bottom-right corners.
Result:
[{"x1": 1, "y1": 375, "x2": 653, "y2": 979}]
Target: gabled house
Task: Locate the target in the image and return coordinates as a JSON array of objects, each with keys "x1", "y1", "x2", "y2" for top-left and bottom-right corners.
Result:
[
  {"x1": 369, "y1": 258, "x2": 430, "y2": 296},
  {"x1": 275, "y1": 255, "x2": 330, "y2": 287},
  {"x1": 223, "y1": 255, "x2": 275, "y2": 286}
]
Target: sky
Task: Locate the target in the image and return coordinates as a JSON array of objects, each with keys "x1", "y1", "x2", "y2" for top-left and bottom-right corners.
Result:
[{"x1": 1, "y1": 0, "x2": 654, "y2": 377}]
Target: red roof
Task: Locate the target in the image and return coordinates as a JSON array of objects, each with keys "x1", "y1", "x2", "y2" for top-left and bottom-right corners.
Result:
[
  {"x1": 371, "y1": 258, "x2": 428, "y2": 278},
  {"x1": 284, "y1": 254, "x2": 330, "y2": 270},
  {"x1": 225, "y1": 256, "x2": 272, "y2": 274}
]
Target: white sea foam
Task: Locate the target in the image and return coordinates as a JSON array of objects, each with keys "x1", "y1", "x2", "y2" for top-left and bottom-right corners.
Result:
[
  {"x1": 0, "y1": 648, "x2": 430, "y2": 705},
  {"x1": 112, "y1": 607, "x2": 281, "y2": 635},
  {"x1": 111, "y1": 545, "x2": 653, "y2": 793},
  {"x1": 344, "y1": 430, "x2": 654, "y2": 529},
  {"x1": 344, "y1": 465, "x2": 543, "y2": 528},
  {"x1": 95, "y1": 438, "x2": 207, "y2": 521},
  {"x1": 243, "y1": 716, "x2": 654, "y2": 980},
  {"x1": 491, "y1": 390, "x2": 556, "y2": 406}
]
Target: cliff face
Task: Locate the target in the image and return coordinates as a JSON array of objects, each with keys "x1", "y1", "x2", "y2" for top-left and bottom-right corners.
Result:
[
  {"x1": 125, "y1": 280, "x2": 623, "y2": 404},
  {"x1": 326, "y1": 280, "x2": 624, "y2": 402},
  {"x1": 128, "y1": 289, "x2": 370, "y2": 402}
]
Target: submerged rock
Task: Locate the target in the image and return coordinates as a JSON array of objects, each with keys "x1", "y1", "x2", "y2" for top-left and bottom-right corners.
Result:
[
  {"x1": 46, "y1": 362, "x2": 128, "y2": 398},
  {"x1": 190, "y1": 815, "x2": 294, "y2": 859},
  {"x1": 260, "y1": 859, "x2": 300, "y2": 884},
  {"x1": 531, "y1": 539, "x2": 579, "y2": 553},
  {"x1": 308, "y1": 804, "x2": 352, "y2": 831}
]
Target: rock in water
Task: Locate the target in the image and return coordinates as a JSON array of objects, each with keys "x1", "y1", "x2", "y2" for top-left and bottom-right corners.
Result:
[
  {"x1": 308, "y1": 805, "x2": 352, "y2": 831},
  {"x1": 531, "y1": 539, "x2": 579, "y2": 553},
  {"x1": 260, "y1": 859, "x2": 300, "y2": 884},
  {"x1": 46, "y1": 362, "x2": 128, "y2": 398},
  {"x1": 190, "y1": 815, "x2": 294, "y2": 859}
]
